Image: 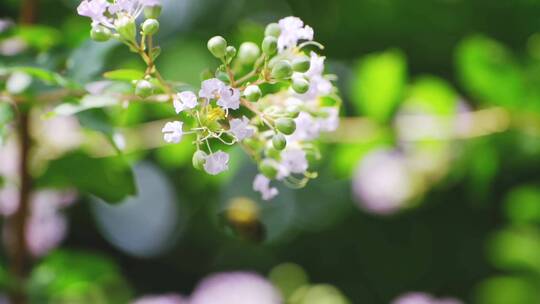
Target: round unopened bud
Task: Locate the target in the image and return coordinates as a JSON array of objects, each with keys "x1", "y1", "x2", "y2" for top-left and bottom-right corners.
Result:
[
  {"x1": 144, "y1": 5, "x2": 162, "y2": 19},
  {"x1": 135, "y1": 80, "x2": 153, "y2": 98},
  {"x1": 115, "y1": 15, "x2": 136, "y2": 42},
  {"x1": 264, "y1": 146, "x2": 281, "y2": 159},
  {"x1": 207, "y1": 36, "x2": 227, "y2": 58},
  {"x1": 192, "y1": 150, "x2": 207, "y2": 170},
  {"x1": 292, "y1": 77, "x2": 310, "y2": 94},
  {"x1": 272, "y1": 133, "x2": 287, "y2": 150},
  {"x1": 286, "y1": 105, "x2": 301, "y2": 118},
  {"x1": 262, "y1": 36, "x2": 278, "y2": 56},
  {"x1": 226, "y1": 46, "x2": 236, "y2": 59},
  {"x1": 275, "y1": 117, "x2": 296, "y2": 135},
  {"x1": 259, "y1": 159, "x2": 279, "y2": 179},
  {"x1": 271, "y1": 60, "x2": 293, "y2": 80},
  {"x1": 292, "y1": 56, "x2": 311, "y2": 73},
  {"x1": 90, "y1": 25, "x2": 111, "y2": 42},
  {"x1": 244, "y1": 85, "x2": 262, "y2": 102},
  {"x1": 142, "y1": 19, "x2": 159, "y2": 35},
  {"x1": 265, "y1": 23, "x2": 281, "y2": 38},
  {"x1": 238, "y1": 42, "x2": 260, "y2": 64}
]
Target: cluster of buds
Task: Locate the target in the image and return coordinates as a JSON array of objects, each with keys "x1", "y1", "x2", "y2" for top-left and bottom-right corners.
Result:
[
  {"x1": 163, "y1": 17, "x2": 340, "y2": 200},
  {"x1": 78, "y1": 1, "x2": 340, "y2": 200}
]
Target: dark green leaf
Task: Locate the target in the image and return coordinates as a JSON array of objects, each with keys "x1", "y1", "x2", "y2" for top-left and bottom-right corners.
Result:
[{"x1": 36, "y1": 151, "x2": 136, "y2": 203}]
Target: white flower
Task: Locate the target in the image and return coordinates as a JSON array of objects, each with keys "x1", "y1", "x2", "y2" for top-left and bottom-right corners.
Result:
[
  {"x1": 199, "y1": 78, "x2": 225, "y2": 100},
  {"x1": 162, "y1": 121, "x2": 184, "y2": 143},
  {"x1": 77, "y1": 0, "x2": 111, "y2": 27},
  {"x1": 277, "y1": 16, "x2": 314, "y2": 52},
  {"x1": 253, "y1": 174, "x2": 279, "y2": 201},
  {"x1": 229, "y1": 116, "x2": 254, "y2": 140},
  {"x1": 204, "y1": 151, "x2": 229, "y2": 175},
  {"x1": 288, "y1": 112, "x2": 320, "y2": 142},
  {"x1": 132, "y1": 294, "x2": 186, "y2": 304},
  {"x1": 190, "y1": 272, "x2": 282, "y2": 304},
  {"x1": 318, "y1": 107, "x2": 339, "y2": 132},
  {"x1": 217, "y1": 86, "x2": 241, "y2": 110},
  {"x1": 295, "y1": 52, "x2": 332, "y2": 101},
  {"x1": 277, "y1": 148, "x2": 308, "y2": 179},
  {"x1": 173, "y1": 91, "x2": 198, "y2": 113},
  {"x1": 305, "y1": 52, "x2": 325, "y2": 78},
  {"x1": 140, "y1": 0, "x2": 161, "y2": 6}
]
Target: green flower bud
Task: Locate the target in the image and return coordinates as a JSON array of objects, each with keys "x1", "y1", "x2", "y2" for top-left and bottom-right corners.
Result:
[
  {"x1": 207, "y1": 36, "x2": 227, "y2": 58},
  {"x1": 265, "y1": 23, "x2": 281, "y2": 38},
  {"x1": 285, "y1": 105, "x2": 301, "y2": 118},
  {"x1": 292, "y1": 77, "x2": 310, "y2": 94},
  {"x1": 262, "y1": 36, "x2": 278, "y2": 56},
  {"x1": 292, "y1": 56, "x2": 311, "y2": 73},
  {"x1": 264, "y1": 146, "x2": 281, "y2": 159},
  {"x1": 272, "y1": 133, "x2": 287, "y2": 150},
  {"x1": 135, "y1": 80, "x2": 154, "y2": 98},
  {"x1": 192, "y1": 150, "x2": 207, "y2": 170},
  {"x1": 271, "y1": 60, "x2": 293, "y2": 80},
  {"x1": 275, "y1": 117, "x2": 296, "y2": 135},
  {"x1": 142, "y1": 19, "x2": 159, "y2": 36},
  {"x1": 259, "y1": 159, "x2": 279, "y2": 179},
  {"x1": 226, "y1": 46, "x2": 237, "y2": 59},
  {"x1": 115, "y1": 15, "x2": 136, "y2": 42},
  {"x1": 238, "y1": 42, "x2": 261, "y2": 64},
  {"x1": 144, "y1": 5, "x2": 162, "y2": 19},
  {"x1": 244, "y1": 85, "x2": 262, "y2": 102},
  {"x1": 90, "y1": 25, "x2": 112, "y2": 42}
]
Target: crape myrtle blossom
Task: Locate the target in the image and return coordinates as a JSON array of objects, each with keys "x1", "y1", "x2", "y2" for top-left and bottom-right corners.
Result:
[
  {"x1": 392, "y1": 292, "x2": 463, "y2": 304},
  {"x1": 277, "y1": 16, "x2": 314, "y2": 52},
  {"x1": 77, "y1": 10, "x2": 341, "y2": 199},
  {"x1": 190, "y1": 272, "x2": 282, "y2": 304},
  {"x1": 132, "y1": 294, "x2": 186, "y2": 304},
  {"x1": 77, "y1": 0, "x2": 162, "y2": 29},
  {"x1": 253, "y1": 174, "x2": 279, "y2": 200}
]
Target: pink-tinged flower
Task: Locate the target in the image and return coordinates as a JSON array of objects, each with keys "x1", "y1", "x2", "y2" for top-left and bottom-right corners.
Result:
[
  {"x1": 277, "y1": 16, "x2": 314, "y2": 52},
  {"x1": 174, "y1": 91, "x2": 198, "y2": 113},
  {"x1": 203, "y1": 151, "x2": 229, "y2": 175},
  {"x1": 0, "y1": 185, "x2": 19, "y2": 217},
  {"x1": 199, "y1": 78, "x2": 225, "y2": 100},
  {"x1": 162, "y1": 121, "x2": 184, "y2": 144},
  {"x1": 217, "y1": 87, "x2": 241, "y2": 110},
  {"x1": 229, "y1": 116, "x2": 254, "y2": 140},
  {"x1": 190, "y1": 272, "x2": 282, "y2": 304},
  {"x1": 392, "y1": 292, "x2": 463, "y2": 304},
  {"x1": 288, "y1": 112, "x2": 320, "y2": 142},
  {"x1": 277, "y1": 148, "x2": 308, "y2": 179},
  {"x1": 318, "y1": 107, "x2": 339, "y2": 132},
  {"x1": 253, "y1": 174, "x2": 278, "y2": 201},
  {"x1": 352, "y1": 149, "x2": 415, "y2": 215},
  {"x1": 77, "y1": 0, "x2": 112, "y2": 27},
  {"x1": 132, "y1": 294, "x2": 186, "y2": 304}
]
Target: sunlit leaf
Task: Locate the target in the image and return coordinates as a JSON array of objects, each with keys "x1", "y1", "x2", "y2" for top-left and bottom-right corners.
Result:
[
  {"x1": 15, "y1": 25, "x2": 61, "y2": 51},
  {"x1": 456, "y1": 35, "x2": 525, "y2": 107},
  {"x1": 350, "y1": 49, "x2": 407, "y2": 122},
  {"x1": 505, "y1": 186, "x2": 540, "y2": 224},
  {"x1": 103, "y1": 69, "x2": 144, "y2": 82},
  {"x1": 488, "y1": 226, "x2": 540, "y2": 273},
  {"x1": 475, "y1": 276, "x2": 540, "y2": 304},
  {"x1": 28, "y1": 250, "x2": 132, "y2": 304}
]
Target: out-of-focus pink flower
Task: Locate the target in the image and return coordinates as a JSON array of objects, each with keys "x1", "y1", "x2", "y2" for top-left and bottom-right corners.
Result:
[
  {"x1": 392, "y1": 292, "x2": 463, "y2": 304},
  {"x1": 132, "y1": 294, "x2": 186, "y2": 304},
  {"x1": 0, "y1": 185, "x2": 19, "y2": 217},
  {"x1": 190, "y1": 272, "x2": 282, "y2": 304},
  {"x1": 352, "y1": 149, "x2": 416, "y2": 215}
]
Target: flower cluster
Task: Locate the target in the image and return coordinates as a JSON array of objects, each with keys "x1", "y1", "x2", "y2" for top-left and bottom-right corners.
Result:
[
  {"x1": 161, "y1": 17, "x2": 340, "y2": 200},
  {"x1": 78, "y1": 1, "x2": 340, "y2": 200},
  {"x1": 77, "y1": 0, "x2": 162, "y2": 44}
]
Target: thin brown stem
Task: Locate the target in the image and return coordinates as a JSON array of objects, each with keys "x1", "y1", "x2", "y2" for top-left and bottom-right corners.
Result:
[
  {"x1": 19, "y1": 0, "x2": 38, "y2": 24},
  {"x1": 7, "y1": 112, "x2": 32, "y2": 304}
]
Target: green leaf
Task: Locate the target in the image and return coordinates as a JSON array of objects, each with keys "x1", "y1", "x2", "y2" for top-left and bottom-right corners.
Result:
[
  {"x1": 350, "y1": 49, "x2": 407, "y2": 122},
  {"x1": 404, "y1": 76, "x2": 458, "y2": 116},
  {"x1": 1, "y1": 66, "x2": 78, "y2": 89},
  {"x1": 505, "y1": 186, "x2": 540, "y2": 225},
  {"x1": 103, "y1": 69, "x2": 144, "y2": 82},
  {"x1": 51, "y1": 95, "x2": 118, "y2": 117},
  {"x1": 67, "y1": 40, "x2": 118, "y2": 84},
  {"x1": 36, "y1": 151, "x2": 136, "y2": 203},
  {"x1": 29, "y1": 250, "x2": 132, "y2": 304},
  {"x1": 16, "y1": 25, "x2": 61, "y2": 51},
  {"x1": 456, "y1": 35, "x2": 525, "y2": 107}
]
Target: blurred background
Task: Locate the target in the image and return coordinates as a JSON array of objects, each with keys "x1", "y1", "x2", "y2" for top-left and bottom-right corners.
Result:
[{"x1": 2, "y1": 0, "x2": 540, "y2": 303}]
